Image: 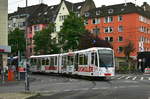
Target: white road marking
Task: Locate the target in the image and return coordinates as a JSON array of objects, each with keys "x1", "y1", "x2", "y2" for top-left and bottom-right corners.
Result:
[
  {"x1": 117, "y1": 76, "x2": 125, "y2": 79},
  {"x1": 125, "y1": 76, "x2": 131, "y2": 80},
  {"x1": 148, "y1": 77, "x2": 150, "y2": 80},
  {"x1": 132, "y1": 77, "x2": 137, "y2": 80},
  {"x1": 140, "y1": 77, "x2": 144, "y2": 80}
]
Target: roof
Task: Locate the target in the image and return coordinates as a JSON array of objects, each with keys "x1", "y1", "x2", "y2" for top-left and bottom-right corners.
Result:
[
  {"x1": 9, "y1": 0, "x2": 93, "y2": 25},
  {"x1": 27, "y1": 4, "x2": 59, "y2": 26},
  {"x1": 8, "y1": 4, "x2": 47, "y2": 19},
  {"x1": 85, "y1": 2, "x2": 150, "y2": 19}
]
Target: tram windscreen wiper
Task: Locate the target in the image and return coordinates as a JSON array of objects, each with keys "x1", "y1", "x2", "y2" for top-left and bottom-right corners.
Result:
[{"x1": 99, "y1": 57, "x2": 108, "y2": 69}]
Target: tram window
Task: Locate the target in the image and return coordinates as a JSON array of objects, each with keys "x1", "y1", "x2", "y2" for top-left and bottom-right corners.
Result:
[
  {"x1": 62, "y1": 56, "x2": 64, "y2": 65},
  {"x1": 84, "y1": 54, "x2": 88, "y2": 65},
  {"x1": 68, "y1": 56, "x2": 74, "y2": 65},
  {"x1": 34, "y1": 59, "x2": 37, "y2": 65},
  {"x1": 46, "y1": 58, "x2": 49, "y2": 65},
  {"x1": 91, "y1": 53, "x2": 95, "y2": 65},
  {"x1": 37, "y1": 58, "x2": 41, "y2": 65},
  {"x1": 55, "y1": 56, "x2": 57, "y2": 65},
  {"x1": 95, "y1": 53, "x2": 98, "y2": 66},
  {"x1": 50, "y1": 57, "x2": 54, "y2": 66},
  {"x1": 63, "y1": 56, "x2": 67, "y2": 68},
  {"x1": 79, "y1": 54, "x2": 84, "y2": 65},
  {"x1": 42, "y1": 58, "x2": 45, "y2": 65},
  {"x1": 91, "y1": 53, "x2": 98, "y2": 66},
  {"x1": 74, "y1": 54, "x2": 79, "y2": 71}
]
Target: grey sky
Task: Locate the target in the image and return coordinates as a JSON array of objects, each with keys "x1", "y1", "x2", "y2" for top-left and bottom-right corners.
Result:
[{"x1": 8, "y1": 0, "x2": 150, "y2": 13}]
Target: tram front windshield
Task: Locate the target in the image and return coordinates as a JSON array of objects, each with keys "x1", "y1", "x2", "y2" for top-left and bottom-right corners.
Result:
[{"x1": 98, "y1": 50, "x2": 113, "y2": 67}]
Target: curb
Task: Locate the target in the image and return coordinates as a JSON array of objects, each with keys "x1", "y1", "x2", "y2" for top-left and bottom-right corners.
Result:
[{"x1": 23, "y1": 92, "x2": 40, "y2": 99}]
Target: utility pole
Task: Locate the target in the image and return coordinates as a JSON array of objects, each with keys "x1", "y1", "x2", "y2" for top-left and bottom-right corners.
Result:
[{"x1": 26, "y1": 0, "x2": 28, "y2": 7}]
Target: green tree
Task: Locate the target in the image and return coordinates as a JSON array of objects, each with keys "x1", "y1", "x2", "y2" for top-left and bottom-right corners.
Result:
[
  {"x1": 123, "y1": 41, "x2": 135, "y2": 71},
  {"x1": 59, "y1": 12, "x2": 86, "y2": 52},
  {"x1": 33, "y1": 23, "x2": 59, "y2": 54},
  {"x1": 79, "y1": 32, "x2": 112, "y2": 50},
  {"x1": 8, "y1": 28, "x2": 26, "y2": 56}
]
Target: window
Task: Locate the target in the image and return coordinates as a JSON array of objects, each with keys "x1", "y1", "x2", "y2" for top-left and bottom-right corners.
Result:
[
  {"x1": 104, "y1": 16, "x2": 113, "y2": 23},
  {"x1": 104, "y1": 27, "x2": 113, "y2": 33},
  {"x1": 139, "y1": 26, "x2": 146, "y2": 32},
  {"x1": 54, "y1": 57, "x2": 57, "y2": 65},
  {"x1": 42, "y1": 58, "x2": 46, "y2": 65},
  {"x1": 108, "y1": 9, "x2": 114, "y2": 14},
  {"x1": 118, "y1": 46, "x2": 123, "y2": 53},
  {"x1": 96, "y1": 10, "x2": 100, "y2": 15},
  {"x1": 59, "y1": 15, "x2": 67, "y2": 21},
  {"x1": 50, "y1": 57, "x2": 54, "y2": 66},
  {"x1": 118, "y1": 36, "x2": 123, "y2": 42},
  {"x1": 91, "y1": 53, "x2": 98, "y2": 66},
  {"x1": 92, "y1": 28, "x2": 100, "y2": 35},
  {"x1": 92, "y1": 18, "x2": 100, "y2": 24},
  {"x1": 118, "y1": 16, "x2": 123, "y2": 21},
  {"x1": 79, "y1": 54, "x2": 88, "y2": 65},
  {"x1": 34, "y1": 25, "x2": 40, "y2": 31},
  {"x1": 118, "y1": 26, "x2": 123, "y2": 32},
  {"x1": 46, "y1": 58, "x2": 49, "y2": 65},
  {"x1": 84, "y1": 20, "x2": 88, "y2": 25},
  {"x1": 105, "y1": 37, "x2": 113, "y2": 42},
  {"x1": 18, "y1": 22, "x2": 26, "y2": 27},
  {"x1": 85, "y1": 12, "x2": 89, "y2": 17}
]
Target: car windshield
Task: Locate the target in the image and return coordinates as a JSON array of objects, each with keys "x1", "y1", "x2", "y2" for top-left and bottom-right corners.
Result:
[{"x1": 98, "y1": 50, "x2": 113, "y2": 67}]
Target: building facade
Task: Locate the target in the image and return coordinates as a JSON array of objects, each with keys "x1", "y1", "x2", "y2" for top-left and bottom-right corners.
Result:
[
  {"x1": 25, "y1": 0, "x2": 95, "y2": 56},
  {"x1": 85, "y1": 3, "x2": 150, "y2": 58}
]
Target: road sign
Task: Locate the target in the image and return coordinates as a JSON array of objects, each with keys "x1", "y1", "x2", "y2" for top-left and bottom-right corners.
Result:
[{"x1": 0, "y1": 46, "x2": 11, "y2": 53}]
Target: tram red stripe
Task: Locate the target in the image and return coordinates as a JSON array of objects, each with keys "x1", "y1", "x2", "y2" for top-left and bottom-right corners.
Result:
[{"x1": 78, "y1": 66, "x2": 93, "y2": 72}]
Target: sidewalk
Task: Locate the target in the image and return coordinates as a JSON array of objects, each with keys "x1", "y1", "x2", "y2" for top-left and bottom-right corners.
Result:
[{"x1": 0, "y1": 92, "x2": 38, "y2": 99}]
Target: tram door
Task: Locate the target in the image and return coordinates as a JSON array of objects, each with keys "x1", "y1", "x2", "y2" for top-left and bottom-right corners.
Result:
[
  {"x1": 37, "y1": 58, "x2": 41, "y2": 71},
  {"x1": 74, "y1": 53, "x2": 79, "y2": 71}
]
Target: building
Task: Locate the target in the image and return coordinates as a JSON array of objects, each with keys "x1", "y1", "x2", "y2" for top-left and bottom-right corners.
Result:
[
  {"x1": 8, "y1": 4, "x2": 45, "y2": 32},
  {"x1": 0, "y1": 0, "x2": 11, "y2": 69},
  {"x1": 26, "y1": 0, "x2": 95, "y2": 56},
  {"x1": 85, "y1": 2, "x2": 150, "y2": 59}
]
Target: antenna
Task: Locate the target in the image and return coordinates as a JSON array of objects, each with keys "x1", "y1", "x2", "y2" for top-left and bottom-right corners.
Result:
[
  {"x1": 39, "y1": 0, "x2": 43, "y2": 4},
  {"x1": 125, "y1": 0, "x2": 127, "y2": 6}
]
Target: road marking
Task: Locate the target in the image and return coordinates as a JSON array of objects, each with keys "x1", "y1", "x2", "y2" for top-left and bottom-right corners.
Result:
[
  {"x1": 132, "y1": 77, "x2": 137, "y2": 80},
  {"x1": 148, "y1": 77, "x2": 150, "y2": 80},
  {"x1": 125, "y1": 76, "x2": 131, "y2": 80},
  {"x1": 117, "y1": 76, "x2": 125, "y2": 79},
  {"x1": 140, "y1": 77, "x2": 144, "y2": 80}
]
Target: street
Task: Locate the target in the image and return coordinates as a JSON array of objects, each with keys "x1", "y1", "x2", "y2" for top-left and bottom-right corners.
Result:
[{"x1": 0, "y1": 73, "x2": 150, "y2": 99}]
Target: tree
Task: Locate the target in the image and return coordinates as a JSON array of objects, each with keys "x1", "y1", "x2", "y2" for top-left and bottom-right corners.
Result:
[
  {"x1": 79, "y1": 32, "x2": 112, "y2": 50},
  {"x1": 33, "y1": 23, "x2": 59, "y2": 54},
  {"x1": 58, "y1": 12, "x2": 86, "y2": 52},
  {"x1": 123, "y1": 41, "x2": 135, "y2": 71},
  {"x1": 8, "y1": 28, "x2": 26, "y2": 56}
]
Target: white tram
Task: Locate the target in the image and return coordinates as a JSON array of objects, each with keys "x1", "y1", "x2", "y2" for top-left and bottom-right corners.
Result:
[{"x1": 30, "y1": 47, "x2": 115, "y2": 77}]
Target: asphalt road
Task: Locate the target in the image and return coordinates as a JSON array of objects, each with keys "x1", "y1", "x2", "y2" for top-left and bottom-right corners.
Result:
[{"x1": 1, "y1": 73, "x2": 150, "y2": 99}]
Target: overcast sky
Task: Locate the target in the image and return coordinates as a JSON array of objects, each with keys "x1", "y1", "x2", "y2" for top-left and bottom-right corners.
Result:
[{"x1": 8, "y1": 0, "x2": 150, "y2": 13}]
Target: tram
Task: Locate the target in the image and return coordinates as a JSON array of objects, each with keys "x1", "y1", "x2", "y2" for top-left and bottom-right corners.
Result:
[{"x1": 30, "y1": 47, "x2": 115, "y2": 77}]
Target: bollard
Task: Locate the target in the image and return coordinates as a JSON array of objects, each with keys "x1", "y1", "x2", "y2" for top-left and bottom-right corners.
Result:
[{"x1": 8, "y1": 69, "x2": 14, "y2": 81}]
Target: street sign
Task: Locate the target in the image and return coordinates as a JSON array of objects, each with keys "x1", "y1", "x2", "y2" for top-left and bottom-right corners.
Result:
[{"x1": 0, "y1": 46, "x2": 11, "y2": 53}]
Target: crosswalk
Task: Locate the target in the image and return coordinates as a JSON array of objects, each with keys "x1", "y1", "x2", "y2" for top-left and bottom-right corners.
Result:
[{"x1": 111, "y1": 75, "x2": 150, "y2": 81}]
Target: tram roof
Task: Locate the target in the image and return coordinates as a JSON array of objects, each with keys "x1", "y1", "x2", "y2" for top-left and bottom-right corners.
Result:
[
  {"x1": 30, "y1": 47, "x2": 113, "y2": 58},
  {"x1": 30, "y1": 54, "x2": 59, "y2": 58}
]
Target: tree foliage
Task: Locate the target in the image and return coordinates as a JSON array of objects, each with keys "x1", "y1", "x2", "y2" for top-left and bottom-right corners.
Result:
[
  {"x1": 58, "y1": 12, "x2": 86, "y2": 52},
  {"x1": 79, "y1": 32, "x2": 112, "y2": 50},
  {"x1": 123, "y1": 41, "x2": 135, "y2": 59},
  {"x1": 8, "y1": 28, "x2": 26, "y2": 56},
  {"x1": 33, "y1": 23, "x2": 58, "y2": 54},
  {"x1": 123, "y1": 41, "x2": 135, "y2": 70}
]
